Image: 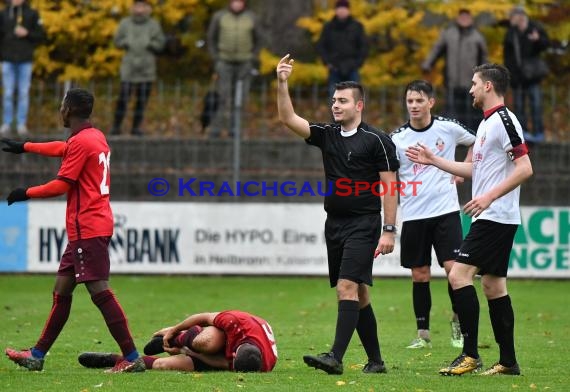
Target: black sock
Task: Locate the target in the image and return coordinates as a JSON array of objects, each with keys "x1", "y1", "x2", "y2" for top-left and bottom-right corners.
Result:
[
  {"x1": 331, "y1": 300, "x2": 360, "y2": 362},
  {"x1": 356, "y1": 304, "x2": 382, "y2": 363},
  {"x1": 448, "y1": 282, "x2": 457, "y2": 315},
  {"x1": 488, "y1": 295, "x2": 517, "y2": 367},
  {"x1": 413, "y1": 282, "x2": 431, "y2": 331},
  {"x1": 454, "y1": 285, "x2": 479, "y2": 358}
]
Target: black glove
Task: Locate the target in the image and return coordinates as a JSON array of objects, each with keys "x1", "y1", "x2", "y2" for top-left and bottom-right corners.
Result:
[
  {"x1": 7, "y1": 188, "x2": 29, "y2": 205},
  {"x1": 2, "y1": 138, "x2": 26, "y2": 154}
]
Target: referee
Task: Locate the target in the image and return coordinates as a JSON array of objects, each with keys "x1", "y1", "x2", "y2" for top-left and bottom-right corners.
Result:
[{"x1": 276, "y1": 54, "x2": 399, "y2": 375}]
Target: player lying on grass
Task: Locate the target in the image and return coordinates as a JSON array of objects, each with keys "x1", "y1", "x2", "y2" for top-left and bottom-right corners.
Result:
[{"x1": 78, "y1": 310, "x2": 278, "y2": 372}]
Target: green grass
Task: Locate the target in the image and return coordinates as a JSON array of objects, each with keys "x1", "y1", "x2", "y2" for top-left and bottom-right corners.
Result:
[{"x1": 1, "y1": 275, "x2": 569, "y2": 391}]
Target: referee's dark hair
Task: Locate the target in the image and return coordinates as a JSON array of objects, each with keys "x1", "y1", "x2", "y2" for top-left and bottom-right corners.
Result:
[
  {"x1": 335, "y1": 81, "x2": 365, "y2": 104},
  {"x1": 473, "y1": 63, "x2": 511, "y2": 97},
  {"x1": 63, "y1": 88, "x2": 94, "y2": 119},
  {"x1": 233, "y1": 343, "x2": 263, "y2": 372},
  {"x1": 404, "y1": 79, "x2": 435, "y2": 99}
]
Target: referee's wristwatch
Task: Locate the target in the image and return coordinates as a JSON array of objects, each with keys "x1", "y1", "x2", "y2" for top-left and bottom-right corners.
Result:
[{"x1": 382, "y1": 224, "x2": 397, "y2": 234}]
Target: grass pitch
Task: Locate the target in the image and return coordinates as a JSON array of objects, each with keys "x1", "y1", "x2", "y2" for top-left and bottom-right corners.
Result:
[{"x1": 1, "y1": 275, "x2": 569, "y2": 391}]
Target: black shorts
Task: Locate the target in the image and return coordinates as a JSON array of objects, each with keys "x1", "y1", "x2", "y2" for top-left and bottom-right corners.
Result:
[
  {"x1": 325, "y1": 213, "x2": 381, "y2": 287},
  {"x1": 400, "y1": 212, "x2": 462, "y2": 269},
  {"x1": 456, "y1": 219, "x2": 518, "y2": 277}
]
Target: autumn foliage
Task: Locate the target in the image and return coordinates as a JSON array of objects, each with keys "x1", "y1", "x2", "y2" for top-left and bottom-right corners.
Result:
[
  {"x1": 17, "y1": 0, "x2": 224, "y2": 81},
  {"x1": 269, "y1": 0, "x2": 568, "y2": 87},
  {"x1": 5, "y1": 0, "x2": 567, "y2": 88}
]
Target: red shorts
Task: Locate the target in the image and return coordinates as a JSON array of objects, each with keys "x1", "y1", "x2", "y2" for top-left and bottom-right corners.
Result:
[{"x1": 58, "y1": 237, "x2": 111, "y2": 283}]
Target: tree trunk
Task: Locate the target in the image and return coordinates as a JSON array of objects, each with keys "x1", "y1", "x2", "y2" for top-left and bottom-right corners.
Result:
[{"x1": 251, "y1": 0, "x2": 316, "y2": 62}]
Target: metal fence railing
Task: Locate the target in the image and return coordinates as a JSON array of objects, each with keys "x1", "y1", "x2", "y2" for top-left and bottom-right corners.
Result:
[{"x1": 6, "y1": 78, "x2": 570, "y2": 142}]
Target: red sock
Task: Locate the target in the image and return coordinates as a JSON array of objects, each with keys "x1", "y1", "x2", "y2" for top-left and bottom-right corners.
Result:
[
  {"x1": 35, "y1": 293, "x2": 72, "y2": 354},
  {"x1": 143, "y1": 355, "x2": 158, "y2": 369},
  {"x1": 174, "y1": 325, "x2": 203, "y2": 348},
  {"x1": 91, "y1": 289, "x2": 136, "y2": 357}
]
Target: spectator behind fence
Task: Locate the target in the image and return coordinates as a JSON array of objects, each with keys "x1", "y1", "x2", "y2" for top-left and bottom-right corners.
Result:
[
  {"x1": 316, "y1": 0, "x2": 368, "y2": 101},
  {"x1": 206, "y1": 0, "x2": 262, "y2": 139},
  {"x1": 422, "y1": 9, "x2": 487, "y2": 130},
  {"x1": 503, "y1": 6, "x2": 550, "y2": 143},
  {"x1": 110, "y1": 0, "x2": 165, "y2": 137},
  {"x1": 0, "y1": 0, "x2": 44, "y2": 136}
]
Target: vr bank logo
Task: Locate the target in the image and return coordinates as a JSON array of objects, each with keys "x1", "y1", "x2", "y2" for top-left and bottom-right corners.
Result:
[{"x1": 38, "y1": 214, "x2": 180, "y2": 264}]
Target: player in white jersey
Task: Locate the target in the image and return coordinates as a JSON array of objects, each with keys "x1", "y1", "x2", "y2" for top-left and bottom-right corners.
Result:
[
  {"x1": 406, "y1": 64, "x2": 533, "y2": 376},
  {"x1": 391, "y1": 80, "x2": 475, "y2": 350}
]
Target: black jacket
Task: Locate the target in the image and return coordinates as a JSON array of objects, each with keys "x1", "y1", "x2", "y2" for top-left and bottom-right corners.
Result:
[
  {"x1": 0, "y1": 3, "x2": 44, "y2": 62},
  {"x1": 316, "y1": 16, "x2": 368, "y2": 78},
  {"x1": 503, "y1": 20, "x2": 549, "y2": 86}
]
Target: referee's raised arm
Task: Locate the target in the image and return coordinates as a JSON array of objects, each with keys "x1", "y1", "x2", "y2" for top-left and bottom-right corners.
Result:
[{"x1": 276, "y1": 54, "x2": 310, "y2": 139}]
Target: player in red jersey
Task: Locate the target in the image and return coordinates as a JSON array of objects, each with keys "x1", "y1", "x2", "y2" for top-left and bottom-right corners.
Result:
[
  {"x1": 78, "y1": 310, "x2": 278, "y2": 372},
  {"x1": 2, "y1": 88, "x2": 144, "y2": 373}
]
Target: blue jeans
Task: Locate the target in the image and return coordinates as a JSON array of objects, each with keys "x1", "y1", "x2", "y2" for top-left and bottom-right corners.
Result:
[
  {"x1": 2, "y1": 61, "x2": 32, "y2": 127},
  {"x1": 513, "y1": 83, "x2": 544, "y2": 136},
  {"x1": 327, "y1": 69, "x2": 360, "y2": 101}
]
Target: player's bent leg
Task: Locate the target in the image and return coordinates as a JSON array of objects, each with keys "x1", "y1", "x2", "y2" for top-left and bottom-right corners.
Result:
[
  {"x1": 152, "y1": 355, "x2": 195, "y2": 371},
  {"x1": 481, "y1": 275, "x2": 508, "y2": 300},
  {"x1": 447, "y1": 262, "x2": 478, "y2": 290},
  {"x1": 357, "y1": 284, "x2": 370, "y2": 307},
  {"x1": 192, "y1": 326, "x2": 225, "y2": 354}
]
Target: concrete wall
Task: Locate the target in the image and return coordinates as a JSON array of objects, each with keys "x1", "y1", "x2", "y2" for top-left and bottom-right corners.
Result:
[{"x1": 1, "y1": 138, "x2": 568, "y2": 205}]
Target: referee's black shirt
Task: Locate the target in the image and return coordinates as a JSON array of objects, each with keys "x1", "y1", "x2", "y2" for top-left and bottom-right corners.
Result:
[{"x1": 306, "y1": 122, "x2": 399, "y2": 217}]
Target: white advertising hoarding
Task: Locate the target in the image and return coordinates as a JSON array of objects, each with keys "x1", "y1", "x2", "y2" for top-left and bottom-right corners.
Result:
[{"x1": 26, "y1": 202, "x2": 569, "y2": 278}]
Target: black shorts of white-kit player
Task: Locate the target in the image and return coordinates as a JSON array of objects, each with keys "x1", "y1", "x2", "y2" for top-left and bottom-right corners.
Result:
[
  {"x1": 400, "y1": 211, "x2": 463, "y2": 269},
  {"x1": 455, "y1": 219, "x2": 518, "y2": 277}
]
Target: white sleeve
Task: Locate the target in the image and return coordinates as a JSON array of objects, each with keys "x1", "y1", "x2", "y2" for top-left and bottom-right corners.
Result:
[{"x1": 454, "y1": 123, "x2": 476, "y2": 146}]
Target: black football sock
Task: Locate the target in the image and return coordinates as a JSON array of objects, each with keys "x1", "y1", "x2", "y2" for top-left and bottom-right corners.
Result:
[
  {"x1": 331, "y1": 300, "x2": 360, "y2": 362},
  {"x1": 453, "y1": 285, "x2": 480, "y2": 359},
  {"x1": 448, "y1": 282, "x2": 457, "y2": 315},
  {"x1": 356, "y1": 304, "x2": 382, "y2": 363},
  {"x1": 489, "y1": 295, "x2": 517, "y2": 367},
  {"x1": 413, "y1": 282, "x2": 431, "y2": 332}
]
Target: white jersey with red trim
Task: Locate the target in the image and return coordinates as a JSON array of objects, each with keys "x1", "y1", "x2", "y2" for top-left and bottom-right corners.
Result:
[
  {"x1": 391, "y1": 116, "x2": 476, "y2": 221},
  {"x1": 472, "y1": 106, "x2": 526, "y2": 224}
]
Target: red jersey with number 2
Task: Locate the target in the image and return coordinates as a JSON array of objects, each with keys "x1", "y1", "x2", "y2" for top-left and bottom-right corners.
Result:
[
  {"x1": 57, "y1": 126, "x2": 113, "y2": 241},
  {"x1": 213, "y1": 310, "x2": 278, "y2": 372}
]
